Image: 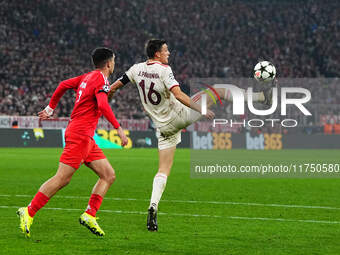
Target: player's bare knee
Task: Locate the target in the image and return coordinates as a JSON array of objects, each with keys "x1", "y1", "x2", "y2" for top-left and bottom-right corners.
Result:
[
  {"x1": 61, "y1": 175, "x2": 72, "y2": 187},
  {"x1": 107, "y1": 172, "x2": 116, "y2": 185},
  {"x1": 54, "y1": 174, "x2": 71, "y2": 188},
  {"x1": 65, "y1": 175, "x2": 73, "y2": 186},
  {"x1": 102, "y1": 168, "x2": 115, "y2": 184}
]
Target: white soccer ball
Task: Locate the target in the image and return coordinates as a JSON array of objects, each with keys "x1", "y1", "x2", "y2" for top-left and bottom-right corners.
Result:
[{"x1": 254, "y1": 61, "x2": 276, "y2": 82}]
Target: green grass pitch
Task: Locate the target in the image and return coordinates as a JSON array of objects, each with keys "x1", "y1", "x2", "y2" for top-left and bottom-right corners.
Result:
[{"x1": 0, "y1": 148, "x2": 340, "y2": 255}]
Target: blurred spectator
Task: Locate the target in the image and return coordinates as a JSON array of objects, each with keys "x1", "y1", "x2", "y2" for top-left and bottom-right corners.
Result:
[
  {"x1": 0, "y1": 0, "x2": 340, "y2": 122},
  {"x1": 12, "y1": 120, "x2": 18, "y2": 128}
]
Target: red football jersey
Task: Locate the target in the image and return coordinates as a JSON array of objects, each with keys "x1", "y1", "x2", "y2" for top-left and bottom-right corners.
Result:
[{"x1": 49, "y1": 70, "x2": 119, "y2": 137}]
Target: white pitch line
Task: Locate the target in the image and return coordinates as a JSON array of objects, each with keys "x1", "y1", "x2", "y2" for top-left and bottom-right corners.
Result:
[
  {"x1": 1, "y1": 194, "x2": 340, "y2": 211},
  {"x1": 2, "y1": 205, "x2": 340, "y2": 225}
]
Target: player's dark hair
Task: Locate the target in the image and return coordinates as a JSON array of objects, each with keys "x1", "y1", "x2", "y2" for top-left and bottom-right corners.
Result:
[
  {"x1": 146, "y1": 39, "x2": 167, "y2": 59},
  {"x1": 91, "y1": 47, "x2": 115, "y2": 68}
]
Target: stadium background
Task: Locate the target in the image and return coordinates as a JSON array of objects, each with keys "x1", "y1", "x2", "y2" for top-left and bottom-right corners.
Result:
[
  {"x1": 1, "y1": 0, "x2": 340, "y2": 120},
  {"x1": 1, "y1": 1, "x2": 340, "y2": 254},
  {"x1": 1, "y1": 0, "x2": 340, "y2": 148}
]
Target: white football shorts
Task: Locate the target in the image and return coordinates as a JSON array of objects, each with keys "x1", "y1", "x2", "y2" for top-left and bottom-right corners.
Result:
[{"x1": 156, "y1": 104, "x2": 202, "y2": 150}]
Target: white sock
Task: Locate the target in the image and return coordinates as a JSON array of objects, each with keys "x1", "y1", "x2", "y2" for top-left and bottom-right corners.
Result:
[
  {"x1": 223, "y1": 87, "x2": 264, "y2": 102},
  {"x1": 251, "y1": 91, "x2": 265, "y2": 102},
  {"x1": 150, "y1": 172, "x2": 168, "y2": 210}
]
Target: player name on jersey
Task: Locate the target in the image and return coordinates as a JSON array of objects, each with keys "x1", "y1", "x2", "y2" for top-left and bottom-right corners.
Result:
[{"x1": 137, "y1": 71, "x2": 160, "y2": 79}]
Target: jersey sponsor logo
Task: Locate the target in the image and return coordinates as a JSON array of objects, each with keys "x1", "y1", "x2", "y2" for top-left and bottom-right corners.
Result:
[
  {"x1": 168, "y1": 72, "x2": 175, "y2": 80},
  {"x1": 79, "y1": 82, "x2": 87, "y2": 89}
]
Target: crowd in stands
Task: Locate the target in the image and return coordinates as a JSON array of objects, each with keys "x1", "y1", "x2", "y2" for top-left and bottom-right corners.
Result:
[{"x1": 1, "y1": 0, "x2": 340, "y2": 124}]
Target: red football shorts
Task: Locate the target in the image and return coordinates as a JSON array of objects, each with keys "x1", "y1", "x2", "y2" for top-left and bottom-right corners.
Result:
[{"x1": 60, "y1": 132, "x2": 106, "y2": 169}]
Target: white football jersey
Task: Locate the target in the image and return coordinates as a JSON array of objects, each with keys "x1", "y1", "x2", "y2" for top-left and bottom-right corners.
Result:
[{"x1": 126, "y1": 61, "x2": 181, "y2": 127}]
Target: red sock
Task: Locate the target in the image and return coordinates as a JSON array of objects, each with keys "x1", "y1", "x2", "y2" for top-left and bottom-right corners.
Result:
[
  {"x1": 27, "y1": 191, "x2": 50, "y2": 217},
  {"x1": 85, "y1": 194, "x2": 103, "y2": 217}
]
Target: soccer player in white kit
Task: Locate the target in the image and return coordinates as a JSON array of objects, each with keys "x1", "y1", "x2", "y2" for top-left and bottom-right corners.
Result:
[{"x1": 109, "y1": 39, "x2": 272, "y2": 231}]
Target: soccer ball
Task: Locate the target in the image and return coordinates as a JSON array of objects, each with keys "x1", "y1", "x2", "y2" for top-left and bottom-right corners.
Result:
[{"x1": 254, "y1": 61, "x2": 276, "y2": 82}]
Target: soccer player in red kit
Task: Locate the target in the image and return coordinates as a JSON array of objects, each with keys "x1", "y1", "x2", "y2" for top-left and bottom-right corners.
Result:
[{"x1": 17, "y1": 47, "x2": 128, "y2": 237}]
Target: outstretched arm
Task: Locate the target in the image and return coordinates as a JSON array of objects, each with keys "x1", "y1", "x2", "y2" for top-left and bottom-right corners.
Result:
[
  {"x1": 38, "y1": 75, "x2": 83, "y2": 119},
  {"x1": 108, "y1": 80, "x2": 125, "y2": 101},
  {"x1": 108, "y1": 73, "x2": 131, "y2": 101}
]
